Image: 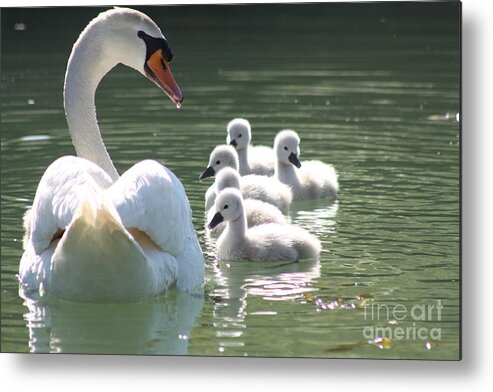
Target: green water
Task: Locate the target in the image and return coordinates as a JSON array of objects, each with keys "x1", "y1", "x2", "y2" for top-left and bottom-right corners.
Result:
[{"x1": 0, "y1": 3, "x2": 460, "y2": 359}]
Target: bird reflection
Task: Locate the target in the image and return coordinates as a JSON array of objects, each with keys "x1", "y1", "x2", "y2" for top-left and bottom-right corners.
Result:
[
  {"x1": 209, "y1": 257, "x2": 321, "y2": 353},
  {"x1": 20, "y1": 287, "x2": 204, "y2": 355},
  {"x1": 204, "y1": 199, "x2": 338, "y2": 354}
]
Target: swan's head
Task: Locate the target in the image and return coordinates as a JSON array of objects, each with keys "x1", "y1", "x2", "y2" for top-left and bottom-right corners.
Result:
[
  {"x1": 208, "y1": 188, "x2": 244, "y2": 229},
  {"x1": 83, "y1": 8, "x2": 183, "y2": 106},
  {"x1": 226, "y1": 118, "x2": 251, "y2": 150},
  {"x1": 199, "y1": 145, "x2": 239, "y2": 180},
  {"x1": 215, "y1": 167, "x2": 241, "y2": 193},
  {"x1": 274, "y1": 129, "x2": 302, "y2": 168}
]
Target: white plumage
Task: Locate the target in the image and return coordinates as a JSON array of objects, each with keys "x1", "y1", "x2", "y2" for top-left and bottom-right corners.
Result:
[
  {"x1": 200, "y1": 146, "x2": 292, "y2": 211},
  {"x1": 274, "y1": 129, "x2": 339, "y2": 200},
  {"x1": 226, "y1": 118, "x2": 275, "y2": 176},
  {"x1": 205, "y1": 167, "x2": 288, "y2": 236},
  {"x1": 19, "y1": 8, "x2": 204, "y2": 302},
  {"x1": 208, "y1": 189, "x2": 321, "y2": 261}
]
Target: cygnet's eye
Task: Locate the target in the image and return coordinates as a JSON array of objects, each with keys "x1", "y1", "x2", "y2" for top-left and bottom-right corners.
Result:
[
  {"x1": 284, "y1": 146, "x2": 288, "y2": 151},
  {"x1": 238, "y1": 134, "x2": 242, "y2": 138},
  {"x1": 216, "y1": 160, "x2": 221, "y2": 165},
  {"x1": 223, "y1": 204, "x2": 229, "y2": 210}
]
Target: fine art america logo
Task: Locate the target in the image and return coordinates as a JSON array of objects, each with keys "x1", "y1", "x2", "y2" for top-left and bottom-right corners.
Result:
[{"x1": 362, "y1": 299, "x2": 443, "y2": 342}]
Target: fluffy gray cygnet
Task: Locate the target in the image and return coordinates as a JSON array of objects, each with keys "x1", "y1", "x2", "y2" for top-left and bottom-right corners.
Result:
[
  {"x1": 226, "y1": 118, "x2": 275, "y2": 176},
  {"x1": 274, "y1": 129, "x2": 339, "y2": 200},
  {"x1": 208, "y1": 188, "x2": 321, "y2": 261}
]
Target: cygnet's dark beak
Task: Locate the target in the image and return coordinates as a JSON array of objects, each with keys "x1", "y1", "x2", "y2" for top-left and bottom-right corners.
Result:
[
  {"x1": 229, "y1": 139, "x2": 238, "y2": 148},
  {"x1": 199, "y1": 166, "x2": 215, "y2": 181},
  {"x1": 208, "y1": 211, "x2": 224, "y2": 229},
  {"x1": 288, "y1": 152, "x2": 302, "y2": 168}
]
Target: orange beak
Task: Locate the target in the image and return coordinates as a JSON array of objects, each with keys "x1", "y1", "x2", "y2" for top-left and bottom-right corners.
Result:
[{"x1": 144, "y1": 49, "x2": 183, "y2": 107}]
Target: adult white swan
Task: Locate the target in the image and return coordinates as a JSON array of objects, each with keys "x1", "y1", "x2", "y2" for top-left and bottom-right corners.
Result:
[{"x1": 19, "y1": 8, "x2": 204, "y2": 303}]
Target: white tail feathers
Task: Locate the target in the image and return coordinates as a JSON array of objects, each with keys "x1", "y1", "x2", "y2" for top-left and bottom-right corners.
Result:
[
  {"x1": 49, "y1": 195, "x2": 155, "y2": 302},
  {"x1": 74, "y1": 194, "x2": 124, "y2": 233}
]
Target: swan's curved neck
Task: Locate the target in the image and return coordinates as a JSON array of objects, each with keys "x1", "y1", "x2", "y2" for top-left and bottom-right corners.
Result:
[{"x1": 64, "y1": 30, "x2": 120, "y2": 181}]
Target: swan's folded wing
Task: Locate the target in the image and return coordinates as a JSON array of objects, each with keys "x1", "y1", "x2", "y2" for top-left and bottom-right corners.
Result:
[
  {"x1": 105, "y1": 159, "x2": 192, "y2": 256},
  {"x1": 29, "y1": 156, "x2": 113, "y2": 254}
]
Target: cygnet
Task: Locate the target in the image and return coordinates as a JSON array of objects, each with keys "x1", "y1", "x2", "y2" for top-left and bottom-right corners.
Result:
[
  {"x1": 226, "y1": 118, "x2": 275, "y2": 176},
  {"x1": 274, "y1": 129, "x2": 339, "y2": 200},
  {"x1": 208, "y1": 188, "x2": 321, "y2": 261}
]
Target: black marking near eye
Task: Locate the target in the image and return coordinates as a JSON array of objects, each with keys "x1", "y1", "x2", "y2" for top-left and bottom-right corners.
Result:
[
  {"x1": 224, "y1": 204, "x2": 229, "y2": 210},
  {"x1": 160, "y1": 57, "x2": 167, "y2": 72},
  {"x1": 138, "y1": 30, "x2": 173, "y2": 62},
  {"x1": 216, "y1": 160, "x2": 221, "y2": 165}
]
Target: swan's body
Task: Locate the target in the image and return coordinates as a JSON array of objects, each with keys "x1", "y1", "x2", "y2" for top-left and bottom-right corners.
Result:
[
  {"x1": 200, "y1": 146, "x2": 292, "y2": 211},
  {"x1": 226, "y1": 118, "x2": 275, "y2": 176},
  {"x1": 274, "y1": 130, "x2": 339, "y2": 200},
  {"x1": 19, "y1": 8, "x2": 204, "y2": 302},
  {"x1": 208, "y1": 189, "x2": 321, "y2": 261},
  {"x1": 205, "y1": 167, "x2": 287, "y2": 235}
]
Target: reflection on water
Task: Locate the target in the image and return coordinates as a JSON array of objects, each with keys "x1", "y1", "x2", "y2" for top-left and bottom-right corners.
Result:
[
  {"x1": 1, "y1": 3, "x2": 459, "y2": 359},
  {"x1": 209, "y1": 258, "x2": 321, "y2": 353},
  {"x1": 21, "y1": 288, "x2": 204, "y2": 354}
]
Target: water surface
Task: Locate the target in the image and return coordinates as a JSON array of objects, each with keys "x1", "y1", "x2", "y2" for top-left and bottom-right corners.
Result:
[{"x1": 1, "y1": 3, "x2": 460, "y2": 359}]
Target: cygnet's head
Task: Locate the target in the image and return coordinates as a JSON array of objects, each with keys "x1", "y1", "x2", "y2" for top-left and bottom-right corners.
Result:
[
  {"x1": 215, "y1": 167, "x2": 241, "y2": 193},
  {"x1": 208, "y1": 188, "x2": 245, "y2": 229},
  {"x1": 76, "y1": 8, "x2": 183, "y2": 105},
  {"x1": 226, "y1": 118, "x2": 251, "y2": 150},
  {"x1": 199, "y1": 145, "x2": 239, "y2": 180},
  {"x1": 274, "y1": 129, "x2": 302, "y2": 168}
]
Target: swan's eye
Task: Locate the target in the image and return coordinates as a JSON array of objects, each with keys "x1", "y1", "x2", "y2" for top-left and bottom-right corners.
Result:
[
  {"x1": 284, "y1": 146, "x2": 288, "y2": 151},
  {"x1": 238, "y1": 134, "x2": 242, "y2": 138},
  {"x1": 137, "y1": 30, "x2": 174, "y2": 62},
  {"x1": 216, "y1": 160, "x2": 221, "y2": 165},
  {"x1": 224, "y1": 204, "x2": 229, "y2": 210}
]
